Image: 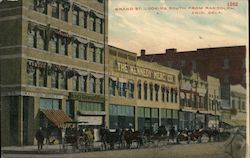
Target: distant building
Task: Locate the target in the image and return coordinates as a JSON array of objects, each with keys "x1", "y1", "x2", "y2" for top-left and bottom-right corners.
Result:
[{"x1": 139, "y1": 46, "x2": 246, "y2": 88}]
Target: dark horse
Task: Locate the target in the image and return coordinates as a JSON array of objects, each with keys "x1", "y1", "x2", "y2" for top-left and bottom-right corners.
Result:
[
  {"x1": 123, "y1": 130, "x2": 143, "y2": 149},
  {"x1": 203, "y1": 129, "x2": 220, "y2": 142},
  {"x1": 100, "y1": 128, "x2": 123, "y2": 150}
]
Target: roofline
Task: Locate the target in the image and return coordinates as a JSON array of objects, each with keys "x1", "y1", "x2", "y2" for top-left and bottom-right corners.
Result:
[{"x1": 108, "y1": 45, "x2": 137, "y2": 56}]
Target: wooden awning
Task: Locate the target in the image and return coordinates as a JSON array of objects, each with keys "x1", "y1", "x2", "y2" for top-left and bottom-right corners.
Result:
[{"x1": 40, "y1": 109, "x2": 72, "y2": 128}]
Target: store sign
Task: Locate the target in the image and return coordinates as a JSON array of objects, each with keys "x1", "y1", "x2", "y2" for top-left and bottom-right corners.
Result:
[
  {"x1": 116, "y1": 62, "x2": 175, "y2": 83},
  {"x1": 78, "y1": 116, "x2": 103, "y2": 125}
]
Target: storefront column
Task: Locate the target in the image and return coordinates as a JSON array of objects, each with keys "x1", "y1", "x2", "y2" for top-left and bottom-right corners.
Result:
[
  {"x1": 134, "y1": 107, "x2": 138, "y2": 131},
  {"x1": 17, "y1": 96, "x2": 24, "y2": 146}
]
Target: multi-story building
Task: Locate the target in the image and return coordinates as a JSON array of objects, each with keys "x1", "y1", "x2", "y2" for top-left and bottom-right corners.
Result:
[
  {"x1": 107, "y1": 46, "x2": 180, "y2": 131},
  {"x1": 139, "y1": 46, "x2": 246, "y2": 88},
  {"x1": 0, "y1": 0, "x2": 108, "y2": 146}
]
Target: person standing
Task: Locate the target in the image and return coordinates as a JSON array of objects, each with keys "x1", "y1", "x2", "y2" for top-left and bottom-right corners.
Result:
[{"x1": 35, "y1": 127, "x2": 44, "y2": 151}]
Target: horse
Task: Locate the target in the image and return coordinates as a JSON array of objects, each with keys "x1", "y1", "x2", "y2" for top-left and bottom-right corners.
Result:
[
  {"x1": 204, "y1": 129, "x2": 220, "y2": 142},
  {"x1": 123, "y1": 130, "x2": 143, "y2": 149},
  {"x1": 147, "y1": 126, "x2": 169, "y2": 146},
  {"x1": 100, "y1": 128, "x2": 123, "y2": 150}
]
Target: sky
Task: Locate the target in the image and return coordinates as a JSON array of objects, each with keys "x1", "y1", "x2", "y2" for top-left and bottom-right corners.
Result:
[{"x1": 108, "y1": 0, "x2": 248, "y2": 54}]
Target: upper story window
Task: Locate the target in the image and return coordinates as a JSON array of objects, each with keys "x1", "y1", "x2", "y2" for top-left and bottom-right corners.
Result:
[
  {"x1": 170, "y1": 88, "x2": 174, "y2": 103},
  {"x1": 138, "y1": 81, "x2": 142, "y2": 99},
  {"x1": 27, "y1": 62, "x2": 36, "y2": 86},
  {"x1": 242, "y1": 58, "x2": 245, "y2": 69},
  {"x1": 149, "y1": 83, "x2": 153, "y2": 101},
  {"x1": 192, "y1": 60, "x2": 197, "y2": 72},
  {"x1": 59, "y1": 37, "x2": 68, "y2": 55},
  {"x1": 59, "y1": 71, "x2": 67, "y2": 90},
  {"x1": 109, "y1": 77, "x2": 116, "y2": 96},
  {"x1": 50, "y1": 31, "x2": 70, "y2": 56},
  {"x1": 90, "y1": 14, "x2": 96, "y2": 32},
  {"x1": 72, "y1": 9, "x2": 79, "y2": 25},
  {"x1": 143, "y1": 82, "x2": 148, "y2": 100},
  {"x1": 166, "y1": 88, "x2": 169, "y2": 102},
  {"x1": 90, "y1": 76, "x2": 96, "y2": 93},
  {"x1": 27, "y1": 24, "x2": 47, "y2": 51},
  {"x1": 118, "y1": 81, "x2": 127, "y2": 97},
  {"x1": 34, "y1": 0, "x2": 48, "y2": 14},
  {"x1": 90, "y1": 43, "x2": 104, "y2": 63},
  {"x1": 155, "y1": 84, "x2": 159, "y2": 101},
  {"x1": 51, "y1": 1, "x2": 59, "y2": 19},
  {"x1": 90, "y1": 46, "x2": 96, "y2": 62},
  {"x1": 38, "y1": 66, "x2": 47, "y2": 87},
  {"x1": 72, "y1": 37, "x2": 88, "y2": 60},
  {"x1": 161, "y1": 86, "x2": 165, "y2": 102},
  {"x1": 242, "y1": 73, "x2": 246, "y2": 84},
  {"x1": 72, "y1": 76, "x2": 79, "y2": 91},
  {"x1": 51, "y1": 68, "x2": 59, "y2": 89},
  {"x1": 128, "y1": 81, "x2": 134, "y2": 98},
  {"x1": 223, "y1": 58, "x2": 229, "y2": 69},
  {"x1": 80, "y1": 76, "x2": 87, "y2": 92},
  {"x1": 61, "y1": 2, "x2": 70, "y2": 22},
  {"x1": 174, "y1": 89, "x2": 178, "y2": 103},
  {"x1": 72, "y1": 4, "x2": 88, "y2": 28},
  {"x1": 242, "y1": 101, "x2": 245, "y2": 110}
]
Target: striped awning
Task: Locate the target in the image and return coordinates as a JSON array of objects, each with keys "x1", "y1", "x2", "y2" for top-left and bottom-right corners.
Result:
[{"x1": 40, "y1": 109, "x2": 72, "y2": 128}]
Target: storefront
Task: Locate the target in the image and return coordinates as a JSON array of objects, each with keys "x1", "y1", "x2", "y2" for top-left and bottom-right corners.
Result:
[
  {"x1": 160, "y1": 109, "x2": 173, "y2": 130},
  {"x1": 109, "y1": 104, "x2": 135, "y2": 130}
]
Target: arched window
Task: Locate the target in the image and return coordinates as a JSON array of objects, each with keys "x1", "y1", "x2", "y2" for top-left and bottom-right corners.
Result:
[
  {"x1": 137, "y1": 80, "x2": 142, "y2": 99},
  {"x1": 161, "y1": 86, "x2": 165, "y2": 102},
  {"x1": 144, "y1": 82, "x2": 148, "y2": 100},
  {"x1": 150, "y1": 83, "x2": 153, "y2": 101},
  {"x1": 155, "y1": 84, "x2": 159, "y2": 101}
]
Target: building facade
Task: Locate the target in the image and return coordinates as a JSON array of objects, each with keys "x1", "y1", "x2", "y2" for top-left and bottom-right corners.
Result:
[
  {"x1": 0, "y1": 0, "x2": 108, "y2": 146},
  {"x1": 139, "y1": 46, "x2": 246, "y2": 88}
]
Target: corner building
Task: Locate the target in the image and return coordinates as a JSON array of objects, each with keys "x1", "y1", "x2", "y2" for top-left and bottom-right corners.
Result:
[
  {"x1": 107, "y1": 46, "x2": 180, "y2": 131},
  {"x1": 0, "y1": 0, "x2": 108, "y2": 146}
]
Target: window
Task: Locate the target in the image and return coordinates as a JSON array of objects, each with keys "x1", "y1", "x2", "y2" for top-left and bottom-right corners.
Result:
[
  {"x1": 80, "y1": 76, "x2": 87, "y2": 92},
  {"x1": 109, "y1": 79, "x2": 116, "y2": 96},
  {"x1": 128, "y1": 81, "x2": 134, "y2": 98},
  {"x1": 161, "y1": 87, "x2": 165, "y2": 102},
  {"x1": 72, "y1": 41, "x2": 79, "y2": 58},
  {"x1": 72, "y1": 9, "x2": 79, "y2": 25},
  {"x1": 72, "y1": 76, "x2": 79, "y2": 91},
  {"x1": 27, "y1": 29, "x2": 36, "y2": 48},
  {"x1": 80, "y1": 44, "x2": 87, "y2": 60},
  {"x1": 170, "y1": 88, "x2": 174, "y2": 103},
  {"x1": 27, "y1": 64, "x2": 36, "y2": 86},
  {"x1": 192, "y1": 60, "x2": 197, "y2": 72},
  {"x1": 232, "y1": 100, "x2": 235, "y2": 109},
  {"x1": 223, "y1": 58, "x2": 229, "y2": 69},
  {"x1": 34, "y1": 0, "x2": 47, "y2": 14},
  {"x1": 81, "y1": 11, "x2": 87, "y2": 28},
  {"x1": 175, "y1": 89, "x2": 178, "y2": 103},
  {"x1": 96, "y1": 18, "x2": 102, "y2": 33},
  {"x1": 166, "y1": 88, "x2": 169, "y2": 102},
  {"x1": 90, "y1": 46, "x2": 96, "y2": 62},
  {"x1": 59, "y1": 37, "x2": 67, "y2": 55},
  {"x1": 90, "y1": 77, "x2": 96, "y2": 93},
  {"x1": 79, "y1": 102, "x2": 103, "y2": 112},
  {"x1": 242, "y1": 58, "x2": 245, "y2": 69},
  {"x1": 40, "y1": 98, "x2": 60, "y2": 110},
  {"x1": 90, "y1": 15, "x2": 96, "y2": 31},
  {"x1": 51, "y1": 69, "x2": 59, "y2": 88},
  {"x1": 99, "y1": 49, "x2": 104, "y2": 64},
  {"x1": 155, "y1": 84, "x2": 159, "y2": 101},
  {"x1": 138, "y1": 81, "x2": 142, "y2": 99},
  {"x1": 50, "y1": 33, "x2": 57, "y2": 53},
  {"x1": 242, "y1": 101, "x2": 245, "y2": 110},
  {"x1": 119, "y1": 82, "x2": 127, "y2": 97},
  {"x1": 150, "y1": 84, "x2": 153, "y2": 101},
  {"x1": 61, "y1": 2, "x2": 70, "y2": 22},
  {"x1": 242, "y1": 73, "x2": 246, "y2": 84},
  {"x1": 37, "y1": 30, "x2": 46, "y2": 50},
  {"x1": 38, "y1": 67, "x2": 47, "y2": 87},
  {"x1": 144, "y1": 82, "x2": 148, "y2": 100},
  {"x1": 60, "y1": 72, "x2": 67, "y2": 89},
  {"x1": 51, "y1": 1, "x2": 59, "y2": 19},
  {"x1": 99, "y1": 78, "x2": 104, "y2": 94},
  {"x1": 223, "y1": 73, "x2": 229, "y2": 83},
  {"x1": 66, "y1": 100, "x2": 74, "y2": 117}
]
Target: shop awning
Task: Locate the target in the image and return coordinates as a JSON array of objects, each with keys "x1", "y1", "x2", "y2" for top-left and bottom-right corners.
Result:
[
  {"x1": 40, "y1": 109, "x2": 72, "y2": 128},
  {"x1": 223, "y1": 119, "x2": 246, "y2": 127}
]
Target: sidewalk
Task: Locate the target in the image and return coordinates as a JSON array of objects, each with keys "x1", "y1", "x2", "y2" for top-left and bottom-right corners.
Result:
[{"x1": 1, "y1": 142, "x2": 103, "y2": 154}]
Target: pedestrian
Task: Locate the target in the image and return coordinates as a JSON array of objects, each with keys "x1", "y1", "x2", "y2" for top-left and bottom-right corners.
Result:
[{"x1": 35, "y1": 127, "x2": 44, "y2": 151}]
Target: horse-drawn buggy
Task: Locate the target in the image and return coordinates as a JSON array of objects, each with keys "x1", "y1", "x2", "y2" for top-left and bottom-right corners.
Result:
[{"x1": 62, "y1": 121, "x2": 94, "y2": 152}]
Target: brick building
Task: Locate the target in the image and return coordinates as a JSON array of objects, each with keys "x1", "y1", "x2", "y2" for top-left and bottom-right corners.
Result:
[{"x1": 139, "y1": 46, "x2": 246, "y2": 89}]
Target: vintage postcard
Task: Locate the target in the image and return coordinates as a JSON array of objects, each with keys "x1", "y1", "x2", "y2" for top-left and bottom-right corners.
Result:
[{"x1": 0, "y1": 0, "x2": 249, "y2": 158}]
